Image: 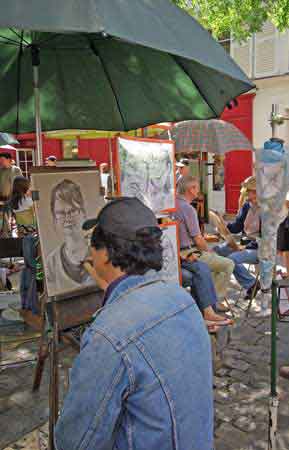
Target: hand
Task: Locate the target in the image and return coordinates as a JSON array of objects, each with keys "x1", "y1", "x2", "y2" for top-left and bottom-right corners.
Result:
[{"x1": 187, "y1": 253, "x2": 199, "y2": 262}]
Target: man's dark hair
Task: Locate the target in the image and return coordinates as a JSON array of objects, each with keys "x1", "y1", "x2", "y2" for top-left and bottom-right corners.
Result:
[
  {"x1": 91, "y1": 226, "x2": 163, "y2": 275},
  {"x1": 0, "y1": 152, "x2": 12, "y2": 159}
]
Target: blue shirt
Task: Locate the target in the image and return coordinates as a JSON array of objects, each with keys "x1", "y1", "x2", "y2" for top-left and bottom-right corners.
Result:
[{"x1": 172, "y1": 196, "x2": 201, "y2": 249}]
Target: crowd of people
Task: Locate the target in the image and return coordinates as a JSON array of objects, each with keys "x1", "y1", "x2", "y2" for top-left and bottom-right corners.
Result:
[{"x1": 1, "y1": 149, "x2": 289, "y2": 449}]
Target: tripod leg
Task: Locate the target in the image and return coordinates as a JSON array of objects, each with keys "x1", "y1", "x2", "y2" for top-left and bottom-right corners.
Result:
[{"x1": 48, "y1": 321, "x2": 59, "y2": 450}]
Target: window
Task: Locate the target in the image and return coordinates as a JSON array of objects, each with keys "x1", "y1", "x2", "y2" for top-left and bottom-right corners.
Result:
[
  {"x1": 231, "y1": 22, "x2": 281, "y2": 79},
  {"x1": 16, "y1": 148, "x2": 35, "y2": 178},
  {"x1": 62, "y1": 139, "x2": 78, "y2": 159}
]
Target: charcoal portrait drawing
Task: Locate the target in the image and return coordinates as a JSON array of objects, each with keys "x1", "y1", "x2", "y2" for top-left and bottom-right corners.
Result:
[
  {"x1": 31, "y1": 170, "x2": 104, "y2": 297},
  {"x1": 118, "y1": 137, "x2": 176, "y2": 214}
]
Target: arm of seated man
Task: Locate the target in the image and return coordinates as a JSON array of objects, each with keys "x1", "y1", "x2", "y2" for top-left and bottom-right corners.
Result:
[{"x1": 194, "y1": 233, "x2": 209, "y2": 252}]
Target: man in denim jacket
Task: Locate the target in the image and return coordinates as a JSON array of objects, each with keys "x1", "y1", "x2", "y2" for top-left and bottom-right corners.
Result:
[{"x1": 55, "y1": 197, "x2": 213, "y2": 450}]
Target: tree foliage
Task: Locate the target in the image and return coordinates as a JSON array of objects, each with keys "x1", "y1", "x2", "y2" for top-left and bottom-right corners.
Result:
[{"x1": 173, "y1": 0, "x2": 289, "y2": 41}]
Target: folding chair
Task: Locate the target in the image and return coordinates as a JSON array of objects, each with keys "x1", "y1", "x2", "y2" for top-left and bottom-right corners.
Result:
[{"x1": 234, "y1": 263, "x2": 260, "y2": 317}]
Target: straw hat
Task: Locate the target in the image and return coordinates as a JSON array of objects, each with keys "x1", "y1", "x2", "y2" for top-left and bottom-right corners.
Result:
[{"x1": 241, "y1": 175, "x2": 256, "y2": 191}]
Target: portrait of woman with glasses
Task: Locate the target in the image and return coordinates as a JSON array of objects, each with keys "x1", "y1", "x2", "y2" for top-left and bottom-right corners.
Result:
[{"x1": 46, "y1": 179, "x2": 96, "y2": 294}]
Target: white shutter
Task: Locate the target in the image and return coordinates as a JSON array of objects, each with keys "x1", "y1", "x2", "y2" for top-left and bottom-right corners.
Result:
[
  {"x1": 254, "y1": 22, "x2": 278, "y2": 77},
  {"x1": 231, "y1": 38, "x2": 252, "y2": 78}
]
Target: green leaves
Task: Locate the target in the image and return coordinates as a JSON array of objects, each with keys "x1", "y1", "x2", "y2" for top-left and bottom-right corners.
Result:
[{"x1": 173, "y1": 0, "x2": 289, "y2": 41}]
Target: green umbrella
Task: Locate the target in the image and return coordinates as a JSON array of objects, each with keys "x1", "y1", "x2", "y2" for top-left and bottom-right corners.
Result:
[{"x1": 0, "y1": 0, "x2": 254, "y2": 164}]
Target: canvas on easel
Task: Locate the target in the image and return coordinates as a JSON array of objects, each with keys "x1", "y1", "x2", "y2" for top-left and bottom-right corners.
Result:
[
  {"x1": 31, "y1": 168, "x2": 105, "y2": 298},
  {"x1": 116, "y1": 136, "x2": 176, "y2": 214},
  {"x1": 209, "y1": 209, "x2": 240, "y2": 251},
  {"x1": 159, "y1": 222, "x2": 181, "y2": 285}
]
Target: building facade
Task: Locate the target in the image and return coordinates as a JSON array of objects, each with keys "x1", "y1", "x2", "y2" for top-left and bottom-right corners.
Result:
[{"x1": 231, "y1": 21, "x2": 289, "y2": 147}]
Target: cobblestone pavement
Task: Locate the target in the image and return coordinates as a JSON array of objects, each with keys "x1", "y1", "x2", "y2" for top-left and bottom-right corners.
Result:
[{"x1": 1, "y1": 285, "x2": 289, "y2": 450}]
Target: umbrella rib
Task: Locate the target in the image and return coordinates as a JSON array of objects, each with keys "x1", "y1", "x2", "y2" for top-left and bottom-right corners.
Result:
[
  {"x1": 9, "y1": 28, "x2": 30, "y2": 45},
  {"x1": 0, "y1": 34, "x2": 21, "y2": 45},
  {"x1": 172, "y1": 55, "x2": 218, "y2": 117},
  {"x1": 86, "y1": 36, "x2": 126, "y2": 130}
]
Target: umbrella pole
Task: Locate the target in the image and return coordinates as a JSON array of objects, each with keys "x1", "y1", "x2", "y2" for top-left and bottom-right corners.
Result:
[
  {"x1": 108, "y1": 138, "x2": 115, "y2": 192},
  {"x1": 31, "y1": 46, "x2": 43, "y2": 166},
  {"x1": 268, "y1": 281, "x2": 279, "y2": 450}
]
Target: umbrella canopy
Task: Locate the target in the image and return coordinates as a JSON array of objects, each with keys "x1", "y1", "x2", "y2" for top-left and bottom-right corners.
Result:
[
  {"x1": 158, "y1": 119, "x2": 254, "y2": 154},
  {"x1": 0, "y1": 132, "x2": 19, "y2": 146},
  {"x1": 0, "y1": 0, "x2": 254, "y2": 134}
]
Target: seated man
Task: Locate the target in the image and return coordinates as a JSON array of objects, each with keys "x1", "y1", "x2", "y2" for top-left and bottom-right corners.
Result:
[
  {"x1": 55, "y1": 197, "x2": 214, "y2": 450},
  {"x1": 181, "y1": 257, "x2": 232, "y2": 327},
  {"x1": 173, "y1": 176, "x2": 234, "y2": 307},
  {"x1": 214, "y1": 176, "x2": 260, "y2": 300}
]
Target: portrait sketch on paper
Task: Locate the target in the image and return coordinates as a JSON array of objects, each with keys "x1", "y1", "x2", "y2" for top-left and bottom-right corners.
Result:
[
  {"x1": 31, "y1": 170, "x2": 105, "y2": 298},
  {"x1": 118, "y1": 137, "x2": 176, "y2": 214},
  {"x1": 159, "y1": 223, "x2": 180, "y2": 284}
]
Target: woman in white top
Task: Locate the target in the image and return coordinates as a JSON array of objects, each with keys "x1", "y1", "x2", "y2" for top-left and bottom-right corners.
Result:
[{"x1": 10, "y1": 176, "x2": 36, "y2": 230}]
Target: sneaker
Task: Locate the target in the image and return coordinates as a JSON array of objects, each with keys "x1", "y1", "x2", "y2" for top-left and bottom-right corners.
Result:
[
  {"x1": 280, "y1": 366, "x2": 289, "y2": 380},
  {"x1": 244, "y1": 281, "x2": 261, "y2": 300}
]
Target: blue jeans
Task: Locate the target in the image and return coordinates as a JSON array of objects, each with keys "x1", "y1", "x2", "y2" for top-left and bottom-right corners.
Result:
[
  {"x1": 214, "y1": 243, "x2": 257, "y2": 290},
  {"x1": 181, "y1": 260, "x2": 218, "y2": 312}
]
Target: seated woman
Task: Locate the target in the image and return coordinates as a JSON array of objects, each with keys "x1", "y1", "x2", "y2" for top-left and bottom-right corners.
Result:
[
  {"x1": 9, "y1": 176, "x2": 36, "y2": 234},
  {"x1": 214, "y1": 176, "x2": 260, "y2": 299}
]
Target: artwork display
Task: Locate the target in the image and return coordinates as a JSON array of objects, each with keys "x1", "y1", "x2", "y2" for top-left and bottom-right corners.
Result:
[
  {"x1": 31, "y1": 169, "x2": 105, "y2": 298},
  {"x1": 117, "y1": 137, "x2": 176, "y2": 214},
  {"x1": 159, "y1": 222, "x2": 181, "y2": 284}
]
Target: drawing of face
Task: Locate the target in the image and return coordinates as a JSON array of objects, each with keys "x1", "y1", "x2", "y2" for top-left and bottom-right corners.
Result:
[
  {"x1": 54, "y1": 198, "x2": 85, "y2": 238},
  {"x1": 51, "y1": 180, "x2": 86, "y2": 240}
]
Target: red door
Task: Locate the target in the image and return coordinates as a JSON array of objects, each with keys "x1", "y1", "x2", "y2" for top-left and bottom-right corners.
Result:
[
  {"x1": 221, "y1": 93, "x2": 255, "y2": 214},
  {"x1": 224, "y1": 150, "x2": 253, "y2": 214}
]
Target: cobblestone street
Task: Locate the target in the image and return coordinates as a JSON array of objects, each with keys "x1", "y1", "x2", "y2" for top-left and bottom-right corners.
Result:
[{"x1": 1, "y1": 284, "x2": 289, "y2": 450}]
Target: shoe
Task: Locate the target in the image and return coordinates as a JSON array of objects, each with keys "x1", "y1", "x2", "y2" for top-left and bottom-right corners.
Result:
[
  {"x1": 280, "y1": 366, "x2": 289, "y2": 380},
  {"x1": 244, "y1": 281, "x2": 261, "y2": 300},
  {"x1": 205, "y1": 318, "x2": 234, "y2": 327},
  {"x1": 216, "y1": 303, "x2": 230, "y2": 313}
]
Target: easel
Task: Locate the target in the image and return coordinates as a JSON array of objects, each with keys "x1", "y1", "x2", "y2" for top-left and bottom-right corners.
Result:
[
  {"x1": 29, "y1": 165, "x2": 105, "y2": 450},
  {"x1": 32, "y1": 286, "x2": 103, "y2": 450}
]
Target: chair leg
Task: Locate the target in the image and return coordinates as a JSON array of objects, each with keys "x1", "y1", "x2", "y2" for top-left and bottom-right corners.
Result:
[
  {"x1": 246, "y1": 270, "x2": 260, "y2": 318},
  {"x1": 223, "y1": 297, "x2": 235, "y2": 318}
]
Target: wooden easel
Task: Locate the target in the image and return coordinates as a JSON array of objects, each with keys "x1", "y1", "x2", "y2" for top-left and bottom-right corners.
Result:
[{"x1": 32, "y1": 286, "x2": 103, "y2": 450}]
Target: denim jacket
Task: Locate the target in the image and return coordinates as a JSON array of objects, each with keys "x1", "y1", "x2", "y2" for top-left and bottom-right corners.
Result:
[{"x1": 55, "y1": 271, "x2": 213, "y2": 450}]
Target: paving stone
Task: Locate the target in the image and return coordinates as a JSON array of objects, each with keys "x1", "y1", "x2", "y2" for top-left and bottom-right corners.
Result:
[
  {"x1": 223, "y1": 349, "x2": 246, "y2": 361},
  {"x1": 229, "y1": 368, "x2": 252, "y2": 383},
  {"x1": 233, "y1": 416, "x2": 257, "y2": 432},
  {"x1": 228, "y1": 382, "x2": 250, "y2": 396},
  {"x1": 214, "y1": 377, "x2": 230, "y2": 389},
  {"x1": 215, "y1": 405, "x2": 234, "y2": 423},
  {"x1": 215, "y1": 423, "x2": 252, "y2": 448},
  {"x1": 224, "y1": 358, "x2": 250, "y2": 372},
  {"x1": 214, "y1": 390, "x2": 231, "y2": 404},
  {"x1": 215, "y1": 367, "x2": 230, "y2": 377}
]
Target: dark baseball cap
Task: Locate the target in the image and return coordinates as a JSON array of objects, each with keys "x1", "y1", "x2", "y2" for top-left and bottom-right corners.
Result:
[
  {"x1": 46, "y1": 155, "x2": 57, "y2": 161},
  {"x1": 82, "y1": 197, "x2": 158, "y2": 240}
]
